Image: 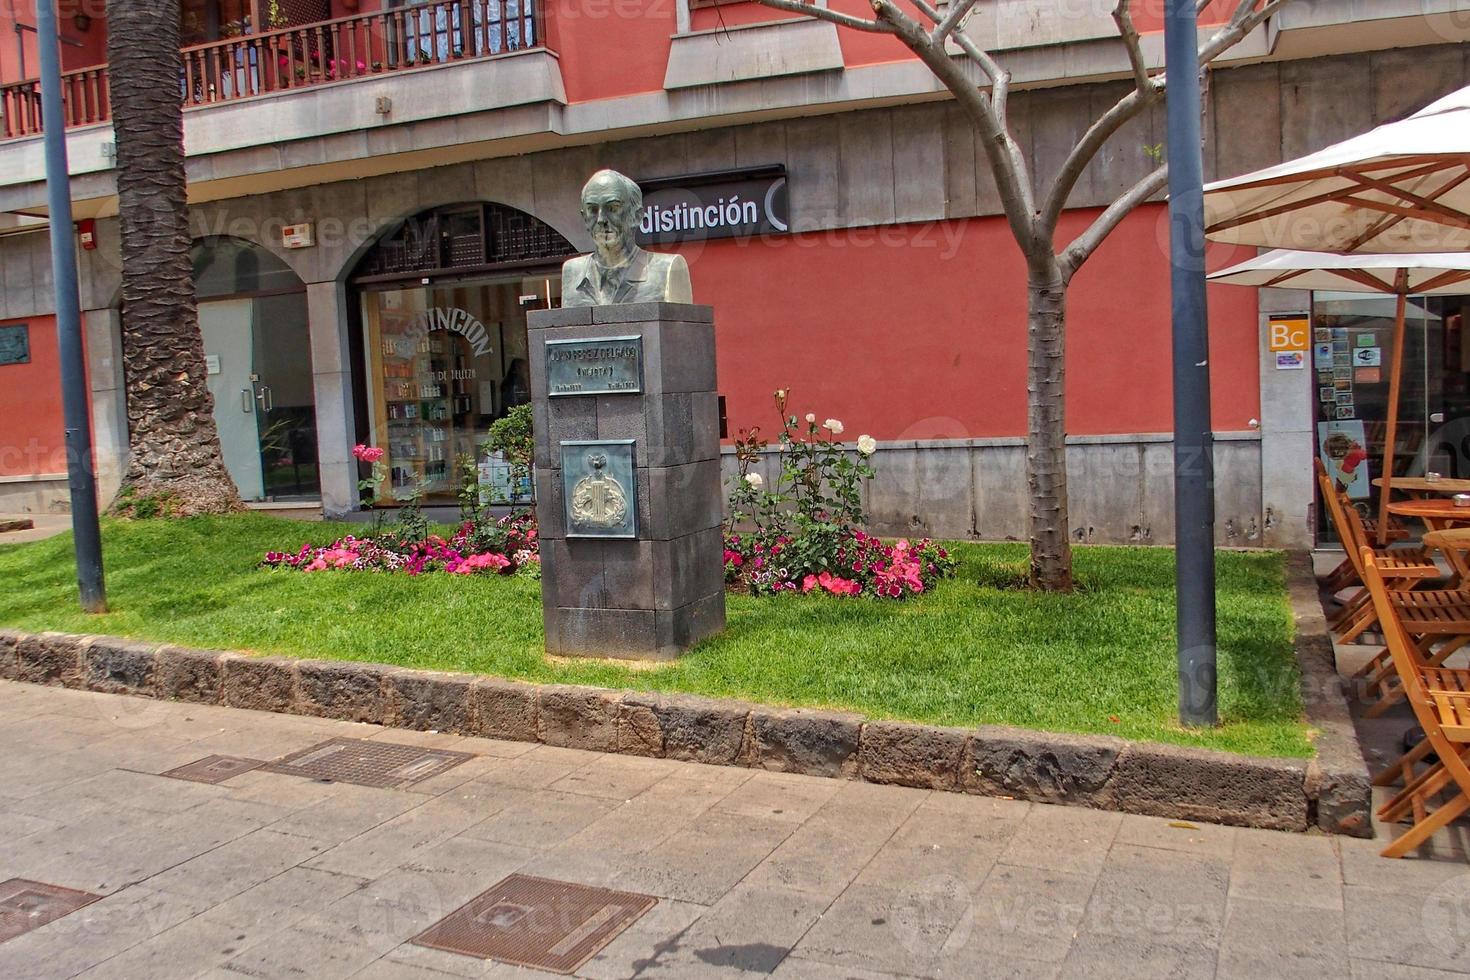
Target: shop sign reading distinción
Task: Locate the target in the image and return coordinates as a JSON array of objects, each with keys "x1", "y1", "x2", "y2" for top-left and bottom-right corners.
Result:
[
  {"x1": 546, "y1": 336, "x2": 642, "y2": 396},
  {"x1": 561, "y1": 441, "x2": 637, "y2": 538}
]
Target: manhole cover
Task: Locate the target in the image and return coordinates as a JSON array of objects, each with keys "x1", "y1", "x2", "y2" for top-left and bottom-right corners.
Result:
[
  {"x1": 411, "y1": 874, "x2": 657, "y2": 974},
  {"x1": 0, "y1": 879, "x2": 101, "y2": 943},
  {"x1": 263, "y1": 738, "x2": 473, "y2": 789},
  {"x1": 161, "y1": 755, "x2": 264, "y2": 784}
]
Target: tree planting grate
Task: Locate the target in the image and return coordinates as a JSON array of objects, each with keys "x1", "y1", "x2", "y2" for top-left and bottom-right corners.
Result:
[
  {"x1": 263, "y1": 737, "x2": 474, "y2": 789},
  {"x1": 161, "y1": 755, "x2": 264, "y2": 784},
  {"x1": 0, "y1": 879, "x2": 101, "y2": 943},
  {"x1": 411, "y1": 874, "x2": 657, "y2": 974}
]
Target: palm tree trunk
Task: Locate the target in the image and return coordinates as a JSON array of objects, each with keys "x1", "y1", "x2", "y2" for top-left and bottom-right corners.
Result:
[
  {"x1": 107, "y1": 0, "x2": 241, "y2": 515},
  {"x1": 1026, "y1": 264, "x2": 1073, "y2": 592}
]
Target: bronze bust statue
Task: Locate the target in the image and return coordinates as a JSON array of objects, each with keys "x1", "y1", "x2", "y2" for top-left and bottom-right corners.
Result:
[{"x1": 561, "y1": 169, "x2": 693, "y2": 307}]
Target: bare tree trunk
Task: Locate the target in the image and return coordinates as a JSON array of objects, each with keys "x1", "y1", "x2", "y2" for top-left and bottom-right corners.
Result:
[
  {"x1": 108, "y1": 0, "x2": 241, "y2": 516},
  {"x1": 1026, "y1": 265, "x2": 1073, "y2": 591}
]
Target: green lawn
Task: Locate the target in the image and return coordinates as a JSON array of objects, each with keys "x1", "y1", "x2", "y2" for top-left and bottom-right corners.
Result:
[{"x1": 0, "y1": 514, "x2": 1311, "y2": 757}]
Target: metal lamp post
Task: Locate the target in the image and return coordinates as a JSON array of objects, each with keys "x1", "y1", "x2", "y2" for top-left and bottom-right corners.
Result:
[
  {"x1": 1165, "y1": 0, "x2": 1216, "y2": 726},
  {"x1": 36, "y1": 0, "x2": 107, "y2": 613}
]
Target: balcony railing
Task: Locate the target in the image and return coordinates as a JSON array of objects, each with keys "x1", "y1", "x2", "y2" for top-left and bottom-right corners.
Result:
[{"x1": 0, "y1": 0, "x2": 540, "y2": 141}]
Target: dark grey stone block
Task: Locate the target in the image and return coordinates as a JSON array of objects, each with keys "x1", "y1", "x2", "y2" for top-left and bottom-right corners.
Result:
[
  {"x1": 540, "y1": 538, "x2": 611, "y2": 608},
  {"x1": 546, "y1": 606, "x2": 660, "y2": 659},
  {"x1": 296, "y1": 660, "x2": 389, "y2": 723},
  {"x1": 591, "y1": 302, "x2": 713, "y2": 324},
  {"x1": 386, "y1": 671, "x2": 474, "y2": 733},
  {"x1": 1100, "y1": 743, "x2": 1309, "y2": 831},
  {"x1": 82, "y1": 637, "x2": 159, "y2": 696},
  {"x1": 652, "y1": 528, "x2": 725, "y2": 610},
  {"x1": 961, "y1": 726, "x2": 1124, "y2": 805},
  {"x1": 16, "y1": 632, "x2": 85, "y2": 687},
  {"x1": 540, "y1": 684, "x2": 620, "y2": 751},
  {"x1": 471, "y1": 677, "x2": 541, "y2": 742},
  {"x1": 861, "y1": 721, "x2": 968, "y2": 790},
  {"x1": 601, "y1": 540, "x2": 656, "y2": 609},
  {"x1": 643, "y1": 392, "x2": 720, "y2": 468},
  {"x1": 743, "y1": 706, "x2": 863, "y2": 778},
  {"x1": 528, "y1": 306, "x2": 594, "y2": 328},
  {"x1": 595, "y1": 395, "x2": 647, "y2": 450},
  {"x1": 534, "y1": 466, "x2": 566, "y2": 539},
  {"x1": 534, "y1": 396, "x2": 598, "y2": 470},
  {"x1": 157, "y1": 645, "x2": 225, "y2": 704},
  {"x1": 644, "y1": 320, "x2": 718, "y2": 394},
  {"x1": 644, "y1": 460, "x2": 723, "y2": 540},
  {"x1": 222, "y1": 656, "x2": 298, "y2": 713},
  {"x1": 656, "y1": 590, "x2": 725, "y2": 652}
]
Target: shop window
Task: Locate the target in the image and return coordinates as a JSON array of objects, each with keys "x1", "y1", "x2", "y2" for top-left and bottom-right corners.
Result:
[{"x1": 361, "y1": 276, "x2": 556, "y2": 502}]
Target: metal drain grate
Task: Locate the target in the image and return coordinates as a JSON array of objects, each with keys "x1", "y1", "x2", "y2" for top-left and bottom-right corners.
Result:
[
  {"x1": 263, "y1": 738, "x2": 474, "y2": 789},
  {"x1": 0, "y1": 879, "x2": 102, "y2": 943},
  {"x1": 411, "y1": 874, "x2": 657, "y2": 974},
  {"x1": 161, "y1": 755, "x2": 264, "y2": 784}
]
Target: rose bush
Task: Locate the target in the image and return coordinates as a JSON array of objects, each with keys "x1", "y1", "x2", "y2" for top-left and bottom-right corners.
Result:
[{"x1": 724, "y1": 390, "x2": 956, "y2": 599}]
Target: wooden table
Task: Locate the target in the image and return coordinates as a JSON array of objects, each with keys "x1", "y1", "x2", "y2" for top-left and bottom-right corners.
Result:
[
  {"x1": 1388, "y1": 498, "x2": 1470, "y2": 532},
  {"x1": 1374, "y1": 477, "x2": 1470, "y2": 497},
  {"x1": 1425, "y1": 528, "x2": 1470, "y2": 582}
]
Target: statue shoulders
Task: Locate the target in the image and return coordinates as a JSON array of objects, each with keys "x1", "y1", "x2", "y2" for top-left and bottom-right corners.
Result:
[
  {"x1": 561, "y1": 253, "x2": 592, "y2": 277},
  {"x1": 644, "y1": 250, "x2": 688, "y2": 276}
]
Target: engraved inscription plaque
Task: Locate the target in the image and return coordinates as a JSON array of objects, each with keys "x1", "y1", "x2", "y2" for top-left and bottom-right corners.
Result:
[
  {"x1": 546, "y1": 336, "x2": 642, "y2": 396},
  {"x1": 561, "y1": 440, "x2": 637, "y2": 538}
]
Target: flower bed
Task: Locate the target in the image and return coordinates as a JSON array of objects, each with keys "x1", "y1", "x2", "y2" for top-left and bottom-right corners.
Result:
[
  {"x1": 724, "y1": 529, "x2": 953, "y2": 598},
  {"x1": 262, "y1": 512, "x2": 539, "y2": 577},
  {"x1": 723, "y1": 391, "x2": 958, "y2": 599}
]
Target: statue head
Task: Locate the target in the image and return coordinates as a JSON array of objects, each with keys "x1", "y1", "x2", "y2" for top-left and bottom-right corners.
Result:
[{"x1": 580, "y1": 169, "x2": 643, "y2": 260}]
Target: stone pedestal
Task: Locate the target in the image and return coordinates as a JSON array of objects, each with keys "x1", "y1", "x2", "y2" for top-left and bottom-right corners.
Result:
[{"x1": 528, "y1": 302, "x2": 725, "y2": 660}]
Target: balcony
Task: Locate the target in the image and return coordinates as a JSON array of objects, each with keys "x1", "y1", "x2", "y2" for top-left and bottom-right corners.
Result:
[{"x1": 0, "y1": 0, "x2": 541, "y2": 141}]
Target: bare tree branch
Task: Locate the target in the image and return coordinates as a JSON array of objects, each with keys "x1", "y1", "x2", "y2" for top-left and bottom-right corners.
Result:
[
  {"x1": 868, "y1": 0, "x2": 1038, "y2": 232},
  {"x1": 1042, "y1": 0, "x2": 1283, "y2": 239},
  {"x1": 734, "y1": 0, "x2": 894, "y2": 33},
  {"x1": 905, "y1": 1, "x2": 1014, "y2": 144},
  {"x1": 930, "y1": 0, "x2": 980, "y2": 45},
  {"x1": 1059, "y1": 164, "x2": 1171, "y2": 279},
  {"x1": 1113, "y1": 0, "x2": 1151, "y2": 93},
  {"x1": 1198, "y1": 0, "x2": 1286, "y2": 65}
]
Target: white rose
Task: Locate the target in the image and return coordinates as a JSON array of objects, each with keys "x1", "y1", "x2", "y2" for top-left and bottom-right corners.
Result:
[
  {"x1": 823, "y1": 419, "x2": 844, "y2": 435},
  {"x1": 805, "y1": 413, "x2": 817, "y2": 424},
  {"x1": 857, "y1": 434, "x2": 877, "y2": 455},
  {"x1": 745, "y1": 472, "x2": 764, "y2": 488}
]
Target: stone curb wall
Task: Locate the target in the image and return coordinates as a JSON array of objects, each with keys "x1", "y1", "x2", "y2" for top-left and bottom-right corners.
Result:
[{"x1": 0, "y1": 552, "x2": 1369, "y2": 834}]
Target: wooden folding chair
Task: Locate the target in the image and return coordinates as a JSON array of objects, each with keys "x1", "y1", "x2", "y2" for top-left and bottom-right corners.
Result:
[
  {"x1": 1358, "y1": 586, "x2": 1470, "y2": 719},
  {"x1": 1362, "y1": 550, "x2": 1470, "y2": 857},
  {"x1": 1320, "y1": 483, "x2": 1439, "y2": 644},
  {"x1": 1315, "y1": 459, "x2": 1408, "y2": 591}
]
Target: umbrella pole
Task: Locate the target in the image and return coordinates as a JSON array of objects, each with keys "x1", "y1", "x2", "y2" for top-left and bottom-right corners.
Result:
[{"x1": 1377, "y1": 280, "x2": 1410, "y2": 546}]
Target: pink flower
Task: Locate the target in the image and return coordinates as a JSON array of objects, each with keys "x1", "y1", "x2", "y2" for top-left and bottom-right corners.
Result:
[
  {"x1": 352, "y1": 444, "x2": 385, "y2": 463},
  {"x1": 802, "y1": 574, "x2": 819, "y2": 594}
]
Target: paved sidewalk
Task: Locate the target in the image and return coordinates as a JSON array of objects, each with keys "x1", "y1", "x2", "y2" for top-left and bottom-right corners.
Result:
[{"x1": 0, "y1": 681, "x2": 1467, "y2": 980}]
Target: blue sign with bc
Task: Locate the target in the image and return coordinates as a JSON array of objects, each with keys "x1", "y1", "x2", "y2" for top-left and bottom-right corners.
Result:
[
  {"x1": 545, "y1": 336, "x2": 642, "y2": 397},
  {"x1": 561, "y1": 440, "x2": 637, "y2": 538}
]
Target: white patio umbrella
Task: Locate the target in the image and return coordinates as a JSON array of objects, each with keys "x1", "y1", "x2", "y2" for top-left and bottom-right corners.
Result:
[
  {"x1": 1203, "y1": 86, "x2": 1470, "y2": 254},
  {"x1": 1209, "y1": 250, "x2": 1470, "y2": 542}
]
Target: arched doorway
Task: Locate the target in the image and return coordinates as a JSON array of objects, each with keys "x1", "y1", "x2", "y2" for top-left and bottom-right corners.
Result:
[
  {"x1": 350, "y1": 202, "x2": 575, "y2": 504},
  {"x1": 192, "y1": 236, "x2": 318, "y2": 501}
]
